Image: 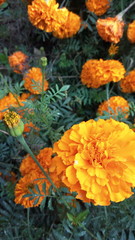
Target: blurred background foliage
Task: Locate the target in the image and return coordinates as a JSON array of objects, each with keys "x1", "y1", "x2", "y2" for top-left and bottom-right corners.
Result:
[{"x1": 0, "y1": 0, "x2": 135, "y2": 239}]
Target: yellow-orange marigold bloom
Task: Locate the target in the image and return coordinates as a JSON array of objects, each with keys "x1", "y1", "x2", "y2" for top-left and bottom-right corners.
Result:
[
  {"x1": 80, "y1": 59, "x2": 125, "y2": 88},
  {"x1": 28, "y1": 0, "x2": 59, "y2": 32},
  {"x1": 108, "y1": 43, "x2": 119, "y2": 56},
  {"x1": 96, "y1": 17, "x2": 125, "y2": 43},
  {"x1": 52, "y1": 8, "x2": 81, "y2": 39},
  {"x1": 53, "y1": 118, "x2": 135, "y2": 206},
  {"x1": 120, "y1": 70, "x2": 135, "y2": 93},
  {"x1": 14, "y1": 172, "x2": 46, "y2": 208},
  {"x1": 97, "y1": 96, "x2": 129, "y2": 118},
  {"x1": 23, "y1": 67, "x2": 49, "y2": 94},
  {"x1": 0, "y1": 0, "x2": 6, "y2": 5},
  {"x1": 20, "y1": 148, "x2": 53, "y2": 176},
  {"x1": 127, "y1": 20, "x2": 135, "y2": 43},
  {"x1": 86, "y1": 0, "x2": 111, "y2": 16},
  {"x1": 8, "y1": 51, "x2": 29, "y2": 74}
]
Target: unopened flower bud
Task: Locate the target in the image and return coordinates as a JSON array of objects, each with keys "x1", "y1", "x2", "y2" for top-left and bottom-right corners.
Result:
[
  {"x1": 41, "y1": 57, "x2": 47, "y2": 67},
  {"x1": 3, "y1": 110, "x2": 24, "y2": 137}
]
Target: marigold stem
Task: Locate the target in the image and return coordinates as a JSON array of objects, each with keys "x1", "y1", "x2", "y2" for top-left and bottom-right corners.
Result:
[
  {"x1": 79, "y1": 223, "x2": 98, "y2": 240},
  {"x1": 117, "y1": 0, "x2": 135, "y2": 20},
  {"x1": 17, "y1": 135, "x2": 57, "y2": 191}
]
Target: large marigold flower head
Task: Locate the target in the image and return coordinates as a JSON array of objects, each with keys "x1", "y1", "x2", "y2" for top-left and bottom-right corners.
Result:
[
  {"x1": 96, "y1": 17, "x2": 125, "y2": 43},
  {"x1": 14, "y1": 172, "x2": 47, "y2": 208},
  {"x1": 28, "y1": 0, "x2": 59, "y2": 32},
  {"x1": 23, "y1": 67, "x2": 49, "y2": 94},
  {"x1": 86, "y1": 0, "x2": 111, "y2": 16},
  {"x1": 120, "y1": 70, "x2": 135, "y2": 93},
  {"x1": 20, "y1": 147, "x2": 53, "y2": 176},
  {"x1": 97, "y1": 96, "x2": 129, "y2": 118},
  {"x1": 8, "y1": 51, "x2": 29, "y2": 74},
  {"x1": 127, "y1": 20, "x2": 135, "y2": 43},
  {"x1": 80, "y1": 59, "x2": 126, "y2": 88},
  {"x1": 52, "y1": 8, "x2": 81, "y2": 39},
  {"x1": 53, "y1": 118, "x2": 135, "y2": 206}
]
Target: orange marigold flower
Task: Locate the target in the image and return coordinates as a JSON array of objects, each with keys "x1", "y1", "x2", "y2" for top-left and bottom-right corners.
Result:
[
  {"x1": 28, "y1": 0, "x2": 59, "y2": 32},
  {"x1": 23, "y1": 67, "x2": 49, "y2": 94},
  {"x1": 24, "y1": 122, "x2": 39, "y2": 133},
  {"x1": 80, "y1": 59, "x2": 126, "y2": 88},
  {"x1": 96, "y1": 17, "x2": 125, "y2": 43},
  {"x1": 108, "y1": 43, "x2": 119, "y2": 56},
  {"x1": 127, "y1": 20, "x2": 135, "y2": 43},
  {"x1": 14, "y1": 172, "x2": 46, "y2": 208},
  {"x1": 120, "y1": 70, "x2": 135, "y2": 93},
  {"x1": 20, "y1": 148, "x2": 53, "y2": 176},
  {"x1": 53, "y1": 118, "x2": 135, "y2": 206},
  {"x1": 0, "y1": 0, "x2": 6, "y2": 5},
  {"x1": 0, "y1": 93, "x2": 30, "y2": 120},
  {"x1": 52, "y1": 8, "x2": 81, "y2": 39},
  {"x1": 8, "y1": 51, "x2": 29, "y2": 74},
  {"x1": 97, "y1": 96, "x2": 129, "y2": 118},
  {"x1": 86, "y1": 0, "x2": 111, "y2": 16}
]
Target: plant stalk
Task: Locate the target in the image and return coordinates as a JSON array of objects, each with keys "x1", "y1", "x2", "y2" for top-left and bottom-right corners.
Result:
[{"x1": 17, "y1": 135, "x2": 57, "y2": 191}]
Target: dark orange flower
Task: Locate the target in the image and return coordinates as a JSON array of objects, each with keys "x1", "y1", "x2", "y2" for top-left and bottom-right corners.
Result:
[
  {"x1": 97, "y1": 96, "x2": 129, "y2": 118},
  {"x1": 86, "y1": 0, "x2": 111, "y2": 16},
  {"x1": 80, "y1": 59, "x2": 126, "y2": 88},
  {"x1": 14, "y1": 172, "x2": 46, "y2": 208},
  {"x1": 120, "y1": 70, "x2": 135, "y2": 93},
  {"x1": 8, "y1": 51, "x2": 29, "y2": 74},
  {"x1": 0, "y1": 0, "x2": 6, "y2": 4},
  {"x1": 0, "y1": 93, "x2": 30, "y2": 120},
  {"x1": 52, "y1": 8, "x2": 81, "y2": 38},
  {"x1": 23, "y1": 67, "x2": 49, "y2": 94},
  {"x1": 24, "y1": 122, "x2": 39, "y2": 133},
  {"x1": 127, "y1": 20, "x2": 135, "y2": 43},
  {"x1": 96, "y1": 17, "x2": 125, "y2": 43},
  {"x1": 20, "y1": 148, "x2": 53, "y2": 176},
  {"x1": 53, "y1": 118, "x2": 135, "y2": 206},
  {"x1": 28, "y1": 0, "x2": 59, "y2": 32}
]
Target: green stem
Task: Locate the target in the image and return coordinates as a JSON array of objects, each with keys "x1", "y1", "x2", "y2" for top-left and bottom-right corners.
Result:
[
  {"x1": 106, "y1": 82, "x2": 110, "y2": 100},
  {"x1": 27, "y1": 208, "x2": 33, "y2": 240},
  {"x1": 79, "y1": 223, "x2": 98, "y2": 240},
  {"x1": 117, "y1": 0, "x2": 135, "y2": 20},
  {"x1": 17, "y1": 135, "x2": 57, "y2": 191}
]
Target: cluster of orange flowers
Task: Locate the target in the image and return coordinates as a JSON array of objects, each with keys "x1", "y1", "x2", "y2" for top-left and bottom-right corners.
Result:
[
  {"x1": 28, "y1": 0, "x2": 81, "y2": 39},
  {"x1": 15, "y1": 147, "x2": 61, "y2": 208},
  {"x1": 80, "y1": 59, "x2": 125, "y2": 88},
  {"x1": 97, "y1": 96, "x2": 129, "y2": 118},
  {"x1": 52, "y1": 118, "x2": 135, "y2": 206},
  {"x1": 8, "y1": 51, "x2": 49, "y2": 94}
]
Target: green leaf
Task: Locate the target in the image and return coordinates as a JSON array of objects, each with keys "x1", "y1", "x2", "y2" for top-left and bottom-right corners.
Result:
[{"x1": 60, "y1": 85, "x2": 70, "y2": 92}]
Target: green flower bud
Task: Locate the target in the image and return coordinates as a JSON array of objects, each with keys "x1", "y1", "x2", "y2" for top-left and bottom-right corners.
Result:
[
  {"x1": 41, "y1": 57, "x2": 47, "y2": 67},
  {"x1": 3, "y1": 110, "x2": 24, "y2": 137}
]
